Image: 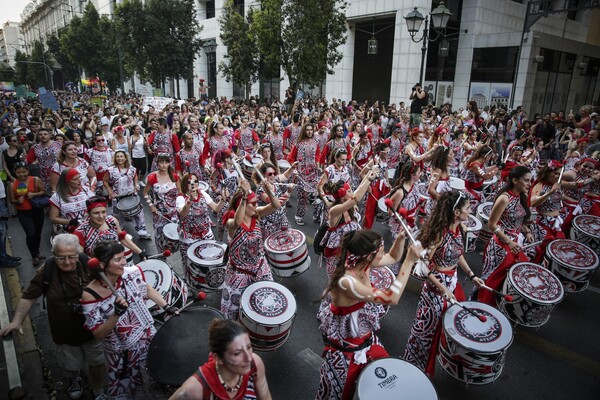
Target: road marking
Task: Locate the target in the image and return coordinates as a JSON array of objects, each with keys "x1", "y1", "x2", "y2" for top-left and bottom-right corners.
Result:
[{"x1": 297, "y1": 347, "x2": 323, "y2": 371}]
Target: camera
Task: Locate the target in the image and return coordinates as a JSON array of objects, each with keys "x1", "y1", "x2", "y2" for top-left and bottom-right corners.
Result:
[
  {"x1": 68, "y1": 302, "x2": 83, "y2": 315},
  {"x1": 412, "y1": 86, "x2": 416, "y2": 91}
]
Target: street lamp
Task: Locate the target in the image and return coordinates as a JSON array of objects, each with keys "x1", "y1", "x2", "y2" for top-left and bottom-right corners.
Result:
[
  {"x1": 203, "y1": 39, "x2": 217, "y2": 98},
  {"x1": 404, "y1": 1, "x2": 452, "y2": 85}
]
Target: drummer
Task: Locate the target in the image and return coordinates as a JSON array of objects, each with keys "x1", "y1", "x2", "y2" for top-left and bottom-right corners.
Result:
[
  {"x1": 404, "y1": 191, "x2": 484, "y2": 377},
  {"x1": 176, "y1": 131, "x2": 208, "y2": 182},
  {"x1": 562, "y1": 158, "x2": 600, "y2": 234},
  {"x1": 362, "y1": 143, "x2": 391, "y2": 229},
  {"x1": 234, "y1": 115, "x2": 260, "y2": 156},
  {"x1": 388, "y1": 162, "x2": 423, "y2": 235},
  {"x1": 103, "y1": 150, "x2": 151, "y2": 240},
  {"x1": 169, "y1": 319, "x2": 272, "y2": 400},
  {"x1": 211, "y1": 149, "x2": 241, "y2": 241},
  {"x1": 316, "y1": 230, "x2": 421, "y2": 400},
  {"x1": 254, "y1": 162, "x2": 295, "y2": 237},
  {"x1": 319, "y1": 124, "x2": 351, "y2": 169},
  {"x1": 460, "y1": 145, "x2": 499, "y2": 207},
  {"x1": 177, "y1": 172, "x2": 226, "y2": 272},
  {"x1": 426, "y1": 146, "x2": 456, "y2": 214},
  {"x1": 477, "y1": 166, "x2": 533, "y2": 306},
  {"x1": 220, "y1": 179, "x2": 281, "y2": 320}
]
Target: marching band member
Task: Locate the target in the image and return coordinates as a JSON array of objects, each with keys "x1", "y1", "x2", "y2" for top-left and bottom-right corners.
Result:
[
  {"x1": 319, "y1": 124, "x2": 351, "y2": 168},
  {"x1": 426, "y1": 146, "x2": 455, "y2": 214},
  {"x1": 26, "y1": 127, "x2": 61, "y2": 193},
  {"x1": 50, "y1": 141, "x2": 96, "y2": 193},
  {"x1": 316, "y1": 230, "x2": 419, "y2": 400},
  {"x1": 254, "y1": 162, "x2": 295, "y2": 237},
  {"x1": 220, "y1": 179, "x2": 281, "y2": 320},
  {"x1": 211, "y1": 149, "x2": 241, "y2": 241},
  {"x1": 404, "y1": 191, "x2": 484, "y2": 376},
  {"x1": 85, "y1": 133, "x2": 115, "y2": 195},
  {"x1": 362, "y1": 143, "x2": 391, "y2": 229},
  {"x1": 148, "y1": 118, "x2": 180, "y2": 172},
  {"x1": 461, "y1": 145, "x2": 499, "y2": 206},
  {"x1": 176, "y1": 131, "x2": 206, "y2": 181}
]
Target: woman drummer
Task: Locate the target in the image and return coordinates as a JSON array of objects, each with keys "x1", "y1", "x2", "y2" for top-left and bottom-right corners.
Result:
[
  {"x1": 169, "y1": 319, "x2": 272, "y2": 400},
  {"x1": 562, "y1": 158, "x2": 599, "y2": 233},
  {"x1": 50, "y1": 141, "x2": 96, "y2": 193},
  {"x1": 316, "y1": 230, "x2": 420, "y2": 400},
  {"x1": 74, "y1": 196, "x2": 146, "y2": 262},
  {"x1": 49, "y1": 168, "x2": 94, "y2": 236},
  {"x1": 388, "y1": 161, "x2": 423, "y2": 233},
  {"x1": 143, "y1": 152, "x2": 181, "y2": 251},
  {"x1": 460, "y1": 145, "x2": 499, "y2": 207},
  {"x1": 81, "y1": 241, "x2": 176, "y2": 399},
  {"x1": 477, "y1": 166, "x2": 533, "y2": 306},
  {"x1": 362, "y1": 142, "x2": 392, "y2": 229},
  {"x1": 426, "y1": 146, "x2": 455, "y2": 214},
  {"x1": 220, "y1": 179, "x2": 281, "y2": 320},
  {"x1": 253, "y1": 162, "x2": 295, "y2": 238},
  {"x1": 404, "y1": 191, "x2": 484, "y2": 376},
  {"x1": 104, "y1": 150, "x2": 150, "y2": 240},
  {"x1": 177, "y1": 172, "x2": 226, "y2": 273},
  {"x1": 319, "y1": 167, "x2": 379, "y2": 278}
]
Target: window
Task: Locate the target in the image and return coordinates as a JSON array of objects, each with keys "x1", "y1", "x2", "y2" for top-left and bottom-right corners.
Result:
[
  {"x1": 206, "y1": 0, "x2": 215, "y2": 19},
  {"x1": 470, "y1": 47, "x2": 519, "y2": 82}
]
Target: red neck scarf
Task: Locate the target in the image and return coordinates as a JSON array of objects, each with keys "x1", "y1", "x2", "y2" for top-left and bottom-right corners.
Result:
[{"x1": 198, "y1": 354, "x2": 252, "y2": 400}]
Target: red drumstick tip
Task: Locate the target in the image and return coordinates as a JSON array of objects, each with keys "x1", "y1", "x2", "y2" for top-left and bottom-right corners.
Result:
[
  {"x1": 399, "y1": 207, "x2": 409, "y2": 218},
  {"x1": 245, "y1": 154, "x2": 252, "y2": 161},
  {"x1": 384, "y1": 198, "x2": 394, "y2": 209},
  {"x1": 504, "y1": 295, "x2": 514, "y2": 302},
  {"x1": 118, "y1": 231, "x2": 127, "y2": 240},
  {"x1": 87, "y1": 258, "x2": 100, "y2": 269},
  {"x1": 184, "y1": 160, "x2": 191, "y2": 166},
  {"x1": 478, "y1": 315, "x2": 488, "y2": 322},
  {"x1": 163, "y1": 250, "x2": 172, "y2": 257},
  {"x1": 216, "y1": 162, "x2": 223, "y2": 169},
  {"x1": 197, "y1": 291, "x2": 207, "y2": 300}
]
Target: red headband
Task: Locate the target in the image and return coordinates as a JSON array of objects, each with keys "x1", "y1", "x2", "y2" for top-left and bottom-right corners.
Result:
[
  {"x1": 235, "y1": 192, "x2": 256, "y2": 208},
  {"x1": 87, "y1": 200, "x2": 108, "y2": 211},
  {"x1": 66, "y1": 168, "x2": 79, "y2": 183},
  {"x1": 578, "y1": 157, "x2": 599, "y2": 168},
  {"x1": 333, "y1": 182, "x2": 351, "y2": 199}
]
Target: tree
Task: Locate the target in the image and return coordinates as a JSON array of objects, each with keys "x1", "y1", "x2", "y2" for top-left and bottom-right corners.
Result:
[
  {"x1": 252, "y1": 0, "x2": 347, "y2": 92},
  {"x1": 46, "y1": 31, "x2": 79, "y2": 86},
  {"x1": 27, "y1": 40, "x2": 49, "y2": 89},
  {"x1": 219, "y1": 0, "x2": 260, "y2": 99},
  {"x1": 0, "y1": 63, "x2": 15, "y2": 82},
  {"x1": 13, "y1": 51, "x2": 29, "y2": 85}
]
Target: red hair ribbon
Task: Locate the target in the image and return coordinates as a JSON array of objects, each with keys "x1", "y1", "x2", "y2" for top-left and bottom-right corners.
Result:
[
  {"x1": 547, "y1": 160, "x2": 563, "y2": 171},
  {"x1": 66, "y1": 168, "x2": 79, "y2": 183},
  {"x1": 87, "y1": 201, "x2": 108, "y2": 211},
  {"x1": 333, "y1": 182, "x2": 351, "y2": 199}
]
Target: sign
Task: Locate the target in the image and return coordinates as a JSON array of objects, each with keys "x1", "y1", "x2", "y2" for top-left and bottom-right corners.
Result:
[
  {"x1": 16, "y1": 85, "x2": 26, "y2": 98},
  {"x1": 136, "y1": 83, "x2": 153, "y2": 97},
  {"x1": 39, "y1": 91, "x2": 60, "y2": 111},
  {"x1": 152, "y1": 88, "x2": 164, "y2": 96},
  {"x1": 142, "y1": 96, "x2": 174, "y2": 112},
  {"x1": 90, "y1": 96, "x2": 105, "y2": 108}
]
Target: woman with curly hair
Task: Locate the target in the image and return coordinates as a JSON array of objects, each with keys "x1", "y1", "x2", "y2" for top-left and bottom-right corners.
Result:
[
  {"x1": 425, "y1": 145, "x2": 455, "y2": 214},
  {"x1": 50, "y1": 141, "x2": 96, "y2": 193},
  {"x1": 315, "y1": 230, "x2": 419, "y2": 400},
  {"x1": 404, "y1": 191, "x2": 484, "y2": 376},
  {"x1": 210, "y1": 149, "x2": 241, "y2": 241},
  {"x1": 460, "y1": 145, "x2": 499, "y2": 207}
]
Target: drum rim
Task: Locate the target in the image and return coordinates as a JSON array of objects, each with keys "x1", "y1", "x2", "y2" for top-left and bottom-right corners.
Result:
[
  {"x1": 369, "y1": 266, "x2": 394, "y2": 291},
  {"x1": 264, "y1": 229, "x2": 307, "y2": 254},
  {"x1": 240, "y1": 281, "x2": 297, "y2": 324},
  {"x1": 572, "y1": 215, "x2": 600, "y2": 238},
  {"x1": 507, "y1": 262, "x2": 564, "y2": 304},
  {"x1": 187, "y1": 240, "x2": 227, "y2": 265},
  {"x1": 355, "y1": 357, "x2": 438, "y2": 398},
  {"x1": 546, "y1": 239, "x2": 599, "y2": 270},
  {"x1": 483, "y1": 175, "x2": 498, "y2": 185},
  {"x1": 443, "y1": 301, "x2": 513, "y2": 352},
  {"x1": 270, "y1": 256, "x2": 311, "y2": 277},
  {"x1": 464, "y1": 214, "x2": 483, "y2": 231},
  {"x1": 477, "y1": 201, "x2": 493, "y2": 219}
]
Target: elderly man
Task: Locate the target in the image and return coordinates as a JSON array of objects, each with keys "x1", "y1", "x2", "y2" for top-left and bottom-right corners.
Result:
[{"x1": 0, "y1": 234, "x2": 107, "y2": 400}]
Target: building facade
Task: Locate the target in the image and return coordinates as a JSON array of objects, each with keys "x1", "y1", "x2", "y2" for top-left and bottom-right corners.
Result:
[{"x1": 0, "y1": 22, "x2": 25, "y2": 68}]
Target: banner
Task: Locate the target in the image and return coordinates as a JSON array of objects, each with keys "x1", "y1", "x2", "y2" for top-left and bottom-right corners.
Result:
[
  {"x1": 142, "y1": 96, "x2": 174, "y2": 112},
  {"x1": 39, "y1": 91, "x2": 60, "y2": 111},
  {"x1": 0, "y1": 82, "x2": 15, "y2": 91}
]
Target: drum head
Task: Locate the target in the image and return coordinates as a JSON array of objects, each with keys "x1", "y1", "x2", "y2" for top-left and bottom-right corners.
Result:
[
  {"x1": 464, "y1": 214, "x2": 482, "y2": 232},
  {"x1": 573, "y1": 215, "x2": 600, "y2": 238},
  {"x1": 277, "y1": 159, "x2": 291, "y2": 170},
  {"x1": 147, "y1": 306, "x2": 223, "y2": 387},
  {"x1": 477, "y1": 202, "x2": 493, "y2": 220},
  {"x1": 198, "y1": 181, "x2": 210, "y2": 192},
  {"x1": 369, "y1": 266, "x2": 394, "y2": 291},
  {"x1": 546, "y1": 239, "x2": 599, "y2": 271},
  {"x1": 240, "y1": 282, "x2": 297, "y2": 326},
  {"x1": 116, "y1": 196, "x2": 139, "y2": 210},
  {"x1": 449, "y1": 177, "x2": 466, "y2": 190},
  {"x1": 443, "y1": 301, "x2": 513, "y2": 353},
  {"x1": 355, "y1": 358, "x2": 438, "y2": 400},
  {"x1": 137, "y1": 260, "x2": 174, "y2": 309},
  {"x1": 484, "y1": 176, "x2": 498, "y2": 185},
  {"x1": 188, "y1": 240, "x2": 227, "y2": 266},
  {"x1": 377, "y1": 197, "x2": 389, "y2": 213},
  {"x1": 243, "y1": 154, "x2": 263, "y2": 167},
  {"x1": 508, "y1": 262, "x2": 564, "y2": 304},
  {"x1": 163, "y1": 223, "x2": 179, "y2": 240},
  {"x1": 264, "y1": 229, "x2": 306, "y2": 254}
]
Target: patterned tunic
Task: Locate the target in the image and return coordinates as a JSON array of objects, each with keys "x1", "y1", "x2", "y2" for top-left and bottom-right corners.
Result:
[
  {"x1": 283, "y1": 124, "x2": 302, "y2": 151},
  {"x1": 27, "y1": 141, "x2": 61, "y2": 191},
  {"x1": 106, "y1": 166, "x2": 136, "y2": 197},
  {"x1": 176, "y1": 147, "x2": 207, "y2": 181},
  {"x1": 289, "y1": 139, "x2": 320, "y2": 193},
  {"x1": 321, "y1": 217, "x2": 361, "y2": 278},
  {"x1": 324, "y1": 164, "x2": 351, "y2": 185},
  {"x1": 220, "y1": 219, "x2": 273, "y2": 320},
  {"x1": 316, "y1": 295, "x2": 388, "y2": 400},
  {"x1": 215, "y1": 167, "x2": 240, "y2": 241},
  {"x1": 147, "y1": 172, "x2": 180, "y2": 251},
  {"x1": 49, "y1": 187, "x2": 94, "y2": 222},
  {"x1": 263, "y1": 132, "x2": 284, "y2": 160},
  {"x1": 51, "y1": 158, "x2": 91, "y2": 188},
  {"x1": 386, "y1": 136, "x2": 402, "y2": 170},
  {"x1": 236, "y1": 127, "x2": 259, "y2": 154},
  {"x1": 404, "y1": 227, "x2": 464, "y2": 376},
  {"x1": 389, "y1": 183, "x2": 422, "y2": 238},
  {"x1": 82, "y1": 266, "x2": 155, "y2": 399},
  {"x1": 86, "y1": 147, "x2": 114, "y2": 184},
  {"x1": 531, "y1": 183, "x2": 565, "y2": 254},
  {"x1": 205, "y1": 135, "x2": 231, "y2": 162},
  {"x1": 149, "y1": 131, "x2": 178, "y2": 171},
  {"x1": 256, "y1": 182, "x2": 291, "y2": 238},
  {"x1": 74, "y1": 215, "x2": 120, "y2": 257}
]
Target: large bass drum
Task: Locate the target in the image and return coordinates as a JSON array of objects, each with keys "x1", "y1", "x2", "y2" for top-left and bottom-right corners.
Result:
[
  {"x1": 570, "y1": 214, "x2": 600, "y2": 257},
  {"x1": 264, "y1": 228, "x2": 310, "y2": 277},
  {"x1": 543, "y1": 239, "x2": 599, "y2": 293},
  {"x1": 147, "y1": 306, "x2": 224, "y2": 387}
]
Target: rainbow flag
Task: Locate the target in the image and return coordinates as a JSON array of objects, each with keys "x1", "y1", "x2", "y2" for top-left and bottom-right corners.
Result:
[{"x1": 0, "y1": 110, "x2": 9, "y2": 123}]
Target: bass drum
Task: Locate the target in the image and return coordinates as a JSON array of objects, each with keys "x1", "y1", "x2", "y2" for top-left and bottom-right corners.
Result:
[{"x1": 147, "y1": 306, "x2": 224, "y2": 387}]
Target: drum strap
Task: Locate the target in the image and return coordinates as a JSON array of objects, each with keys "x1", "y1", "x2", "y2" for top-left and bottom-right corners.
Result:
[
  {"x1": 83, "y1": 287, "x2": 102, "y2": 300},
  {"x1": 322, "y1": 334, "x2": 373, "y2": 353}
]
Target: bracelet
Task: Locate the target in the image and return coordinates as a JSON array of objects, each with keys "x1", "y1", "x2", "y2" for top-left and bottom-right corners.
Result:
[
  {"x1": 469, "y1": 274, "x2": 478, "y2": 281},
  {"x1": 390, "y1": 279, "x2": 403, "y2": 294},
  {"x1": 493, "y1": 227, "x2": 502, "y2": 234}
]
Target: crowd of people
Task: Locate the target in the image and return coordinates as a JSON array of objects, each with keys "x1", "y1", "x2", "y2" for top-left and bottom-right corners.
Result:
[{"x1": 0, "y1": 87, "x2": 599, "y2": 399}]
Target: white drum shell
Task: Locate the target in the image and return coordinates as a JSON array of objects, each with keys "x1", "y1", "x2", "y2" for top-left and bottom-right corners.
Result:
[
  {"x1": 116, "y1": 196, "x2": 143, "y2": 218},
  {"x1": 464, "y1": 214, "x2": 482, "y2": 253},
  {"x1": 570, "y1": 215, "x2": 600, "y2": 257},
  {"x1": 498, "y1": 262, "x2": 564, "y2": 327},
  {"x1": 476, "y1": 202, "x2": 493, "y2": 245},
  {"x1": 162, "y1": 223, "x2": 180, "y2": 253},
  {"x1": 186, "y1": 240, "x2": 228, "y2": 291},
  {"x1": 543, "y1": 239, "x2": 599, "y2": 293},
  {"x1": 264, "y1": 229, "x2": 310, "y2": 277}
]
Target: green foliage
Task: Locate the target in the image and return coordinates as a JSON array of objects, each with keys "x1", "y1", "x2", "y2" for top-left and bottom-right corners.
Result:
[
  {"x1": 0, "y1": 62, "x2": 15, "y2": 82},
  {"x1": 219, "y1": 0, "x2": 260, "y2": 99},
  {"x1": 13, "y1": 51, "x2": 29, "y2": 85},
  {"x1": 250, "y1": 0, "x2": 282, "y2": 80},
  {"x1": 115, "y1": 0, "x2": 203, "y2": 88},
  {"x1": 46, "y1": 31, "x2": 79, "y2": 84},
  {"x1": 27, "y1": 41, "x2": 49, "y2": 89}
]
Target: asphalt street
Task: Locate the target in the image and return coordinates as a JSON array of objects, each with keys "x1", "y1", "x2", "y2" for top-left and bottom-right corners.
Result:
[{"x1": 1, "y1": 196, "x2": 600, "y2": 400}]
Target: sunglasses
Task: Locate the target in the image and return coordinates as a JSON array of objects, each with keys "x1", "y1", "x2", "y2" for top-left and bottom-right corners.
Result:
[
  {"x1": 265, "y1": 172, "x2": 275, "y2": 177},
  {"x1": 188, "y1": 180, "x2": 198, "y2": 185},
  {"x1": 96, "y1": 139, "x2": 105, "y2": 143}
]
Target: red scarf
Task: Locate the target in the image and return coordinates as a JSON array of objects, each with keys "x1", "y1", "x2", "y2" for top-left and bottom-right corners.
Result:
[{"x1": 196, "y1": 354, "x2": 254, "y2": 400}]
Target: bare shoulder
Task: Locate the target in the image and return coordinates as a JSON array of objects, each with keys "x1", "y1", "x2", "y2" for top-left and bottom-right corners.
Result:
[{"x1": 168, "y1": 375, "x2": 204, "y2": 400}]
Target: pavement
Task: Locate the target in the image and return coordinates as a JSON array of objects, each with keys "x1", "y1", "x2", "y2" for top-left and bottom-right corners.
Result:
[{"x1": 1, "y1": 197, "x2": 600, "y2": 399}]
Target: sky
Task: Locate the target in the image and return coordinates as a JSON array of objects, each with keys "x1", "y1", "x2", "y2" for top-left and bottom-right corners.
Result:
[{"x1": 1, "y1": 2, "x2": 28, "y2": 23}]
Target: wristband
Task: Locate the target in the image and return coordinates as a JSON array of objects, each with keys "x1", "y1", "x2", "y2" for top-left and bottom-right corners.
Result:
[
  {"x1": 469, "y1": 274, "x2": 478, "y2": 281},
  {"x1": 390, "y1": 279, "x2": 403, "y2": 295}
]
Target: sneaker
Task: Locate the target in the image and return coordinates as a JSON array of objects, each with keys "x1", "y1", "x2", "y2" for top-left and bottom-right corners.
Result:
[
  {"x1": 137, "y1": 229, "x2": 151, "y2": 240},
  {"x1": 139, "y1": 180, "x2": 146, "y2": 188},
  {"x1": 94, "y1": 394, "x2": 109, "y2": 400},
  {"x1": 295, "y1": 216, "x2": 304, "y2": 226},
  {"x1": 67, "y1": 377, "x2": 83, "y2": 400}
]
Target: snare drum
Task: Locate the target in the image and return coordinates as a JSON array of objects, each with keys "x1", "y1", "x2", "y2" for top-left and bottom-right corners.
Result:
[
  {"x1": 277, "y1": 159, "x2": 291, "y2": 172},
  {"x1": 543, "y1": 239, "x2": 599, "y2": 293},
  {"x1": 449, "y1": 176, "x2": 466, "y2": 191},
  {"x1": 476, "y1": 202, "x2": 493, "y2": 246},
  {"x1": 115, "y1": 195, "x2": 143, "y2": 218},
  {"x1": 463, "y1": 214, "x2": 482, "y2": 253},
  {"x1": 482, "y1": 175, "x2": 499, "y2": 201},
  {"x1": 241, "y1": 154, "x2": 264, "y2": 180},
  {"x1": 570, "y1": 215, "x2": 600, "y2": 256},
  {"x1": 147, "y1": 306, "x2": 224, "y2": 387},
  {"x1": 264, "y1": 228, "x2": 310, "y2": 277},
  {"x1": 138, "y1": 259, "x2": 189, "y2": 323},
  {"x1": 162, "y1": 222, "x2": 180, "y2": 253},
  {"x1": 369, "y1": 266, "x2": 394, "y2": 291},
  {"x1": 498, "y1": 262, "x2": 564, "y2": 327},
  {"x1": 354, "y1": 358, "x2": 438, "y2": 400},
  {"x1": 438, "y1": 301, "x2": 513, "y2": 385},
  {"x1": 239, "y1": 281, "x2": 297, "y2": 351},
  {"x1": 186, "y1": 240, "x2": 228, "y2": 291}
]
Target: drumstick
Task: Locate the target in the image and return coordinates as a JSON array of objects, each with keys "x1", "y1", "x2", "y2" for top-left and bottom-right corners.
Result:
[
  {"x1": 147, "y1": 250, "x2": 172, "y2": 260},
  {"x1": 254, "y1": 164, "x2": 266, "y2": 182},
  {"x1": 383, "y1": 198, "x2": 417, "y2": 245},
  {"x1": 522, "y1": 240, "x2": 543, "y2": 250},
  {"x1": 448, "y1": 298, "x2": 487, "y2": 322},
  {"x1": 480, "y1": 284, "x2": 513, "y2": 302},
  {"x1": 87, "y1": 258, "x2": 119, "y2": 296},
  {"x1": 178, "y1": 291, "x2": 207, "y2": 313},
  {"x1": 232, "y1": 158, "x2": 245, "y2": 181},
  {"x1": 557, "y1": 166, "x2": 565, "y2": 185}
]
